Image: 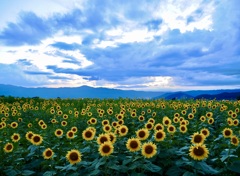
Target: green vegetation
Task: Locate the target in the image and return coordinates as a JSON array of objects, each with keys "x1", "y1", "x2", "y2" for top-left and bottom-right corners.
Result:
[{"x1": 0, "y1": 96, "x2": 239, "y2": 175}]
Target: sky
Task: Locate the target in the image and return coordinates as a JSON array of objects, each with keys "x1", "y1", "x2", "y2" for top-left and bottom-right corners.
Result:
[{"x1": 0, "y1": 0, "x2": 240, "y2": 91}]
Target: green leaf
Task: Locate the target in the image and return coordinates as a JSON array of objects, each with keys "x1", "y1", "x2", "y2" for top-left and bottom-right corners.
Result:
[
  {"x1": 4, "y1": 169, "x2": 19, "y2": 176},
  {"x1": 43, "y1": 171, "x2": 57, "y2": 176},
  {"x1": 144, "y1": 162, "x2": 161, "y2": 173},
  {"x1": 21, "y1": 170, "x2": 35, "y2": 176},
  {"x1": 195, "y1": 161, "x2": 220, "y2": 175},
  {"x1": 228, "y1": 160, "x2": 240, "y2": 173},
  {"x1": 89, "y1": 169, "x2": 101, "y2": 176},
  {"x1": 182, "y1": 171, "x2": 197, "y2": 176},
  {"x1": 165, "y1": 166, "x2": 183, "y2": 176}
]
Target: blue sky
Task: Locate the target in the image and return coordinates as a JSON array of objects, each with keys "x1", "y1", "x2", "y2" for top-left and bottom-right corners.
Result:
[{"x1": 0, "y1": 0, "x2": 240, "y2": 91}]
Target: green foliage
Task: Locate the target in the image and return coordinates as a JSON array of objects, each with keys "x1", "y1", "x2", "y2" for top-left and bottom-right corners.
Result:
[{"x1": 0, "y1": 97, "x2": 239, "y2": 175}]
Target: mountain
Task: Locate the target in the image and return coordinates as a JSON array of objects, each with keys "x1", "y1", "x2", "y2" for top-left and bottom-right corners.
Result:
[
  {"x1": 0, "y1": 84, "x2": 164, "y2": 99},
  {"x1": 194, "y1": 92, "x2": 240, "y2": 100}
]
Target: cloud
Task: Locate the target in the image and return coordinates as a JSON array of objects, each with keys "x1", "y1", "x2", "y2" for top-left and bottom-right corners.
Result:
[{"x1": 0, "y1": 0, "x2": 240, "y2": 90}]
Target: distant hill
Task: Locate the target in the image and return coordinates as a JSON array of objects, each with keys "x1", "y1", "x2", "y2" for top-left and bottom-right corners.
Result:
[
  {"x1": 0, "y1": 84, "x2": 164, "y2": 99},
  {"x1": 195, "y1": 92, "x2": 240, "y2": 100}
]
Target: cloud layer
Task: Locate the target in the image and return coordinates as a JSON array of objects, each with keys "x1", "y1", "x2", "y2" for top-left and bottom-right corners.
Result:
[{"x1": 0, "y1": 0, "x2": 240, "y2": 90}]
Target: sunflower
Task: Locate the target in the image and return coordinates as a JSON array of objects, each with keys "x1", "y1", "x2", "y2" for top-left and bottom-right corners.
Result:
[
  {"x1": 231, "y1": 112, "x2": 237, "y2": 119},
  {"x1": 108, "y1": 132, "x2": 117, "y2": 144},
  {"x1": 112, "y1": 121, "x2": 118, "y2": 128},
  {"x1": 154, "y1": 123, "x2": 164, "y2": 131},
  {"x1": 154, "y1": 130, "x2": 166, "y2": 142},
  {"x1": 66, "y1": 149, "x2": 82, "y2": 164},
  {"x1": 43, "y1": 148, "x2": 54, "y2": 159},
  {"x1": 179, "y1": 125, "x2": 188, "y2": 133},
  {"x1": 145, "y1": 122, "x2": 154, "y2": 130},
  {"x1": 163, "y1": 116, "x2": 171, "y2": 126},
  {"x1": 231, "y1": 135, "x2": 239, "y2": 146},
  {"x1": 71, "y1": 126, "x2": 78, "y2": 133},
  {"x1": 136, "y1": 128, "x2": 149, "y2": 140},
  {"x1": 126, "y1": 138, "x2": 141, "y2": 152},
  {"x1": 102, "y1": 120, "x2": 109, "y2": 126},
  {"x1": 51, "y1": 119, "x2": 57, "y2": 124},
  {"x1": 200, "y1": 116, "x2": 206, "y2": 122},
  {"x1": 27, "y1": 123, "x2": 32, "y2": 128},
  {"x1": 31, "y1": 134, "x2": 43, "y2": 145},
  {"x1": 222, "y1": 128, "x2": 233, "y2": 138},
  {"x1": 118, "y1": 125, "x2": 129, "y2": 137},
  {"x1": 97, "y1": 133, "x2": 110, "y2": 145},
  {"x1": 103, "y1": 124, "x2": 112, "y2": 133},
  {"x1": 191, "y1": 132, "x2": 205, "y2": 145},
  {"x1": 10, "y1": 122, "x2": 18, "y2": 128},
  {"x1": 208, "y1": 118, "x2": 214, "y2": 125},
  {"x1": 227, "y1": 118, "x2": 233, "y2": 126},
  {"x1": 189, "y1": 144, "x2": 209, "y2": 161},
  {"x1": 138, "y1": 115, "x2": 145, "y2": 122},
  {"x1": 206, "y1": 112, "x2": 213, "y2": 118},
  {"x1": 38, "y1": 120, "x2": 45, "y2": 126},
  {"x1": 167, "y1": 125, "x2": 176, "y2": 134},
  {"x1": 82, "y1": 128, "x2": 95, "y2": 141},
  {"x1": 66, "y1": 130, "x2": 75, "y2": 139},
  {"x1": 90, "y1": 118, "x2": 97, "y2": 125},
  {"x1": 200, "y1": 128, "x2": 210, "y2": 138},
  {"x1": 141, "y1": 142, "x2": 157, "y2": 158},
  {"x1": 41, "y1": 124, "x2": 47, "y2": 130},
  {"x1": 173, "y1": 117, "x2": 179, "y2": 123},
  {"x1": 61, "y1": 121, "x2": 67, "y2": 127},
  {"x1": 4, "y1": 143, "x2": 14, "y2": 153},
  {"x1": 98, "y1": 141, "x2": 114, "y2": 157},
  {"x1": 181, "y1": 110, "x2": 187, "y2": 115},
  {"x1": 174, "y1": 113, "x2": 180, "y2": 118},
  {"x1": 233, "y1": 119, "x2": 239, "y2": 126},
  {"x1": 55, "y1": 129, "x2": 64, "y2": 138},
  {"x1": 11, "y1": 133, "x2": 21, "y2": 142},
  {"x1": 188, "y1": 113, "x2": 194, "y2": 120},
  {"x1": 148, "y1": 118, "x2": 155, "y2": 124},
  {"x1": 25, "y1": 131, "x2": 34, "y2": 141},
  {"x1": 118, "y1": 119, "x2": 124, "y2": 126}
]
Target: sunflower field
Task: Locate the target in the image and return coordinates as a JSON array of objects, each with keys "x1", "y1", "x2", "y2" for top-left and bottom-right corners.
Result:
[{"x1": 0, "y1": 96, "x2": 239, "y2": 176}]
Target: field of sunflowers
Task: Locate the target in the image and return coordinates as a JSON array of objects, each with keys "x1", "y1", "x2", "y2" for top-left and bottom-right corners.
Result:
[{"x1": 0, "y1": 96, "x2": 239, "y2": 176}]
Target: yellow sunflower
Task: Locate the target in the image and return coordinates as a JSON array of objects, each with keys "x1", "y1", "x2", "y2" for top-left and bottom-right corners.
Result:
[
  {"x1": 233, "y1": 119, "x2": 239, "y2": 126},
  {"x1": 98, "y1": 141, "x2": 114, "y2": 157},
  {"x1": 11, "y1": 133, "x2": 21, "y2": 142},
  {"x1": 200, "y1": 116, "x2": 206, "y2": 122},
  {"x1": 108, "y1": 132, "x2": 117, "y2": 144},
  {"x1": 55, "y1": 129, "x2": 64, "y2": 138},
  {"x1": 179, "y1": 125, "x2": 188, "y2": 133},
  {"x1": 10, "y1": 122, "x2": 18, "y2": 128},
  {"x1": 31, "y1": 134, "x2": 43, "y2": 146},
  {"x1": 61, "y1": 120, "x2": 67, "y2": 127},
  {"x1": 145, "y1": 122, "x2": 154, "y2": 130},
  {"x1": 90, "y1": 118, "x2": 97, "y2": 125},
  {"x1": 82, "y1": 128, "x2": 95, "y2": 141},
  {"x1": 25, "y1": 131, "x2": 34, "y2": 141},
  {"x1": 141, "y1": 142, "x2": 157, "y2": 158},
  {"x1": 200, "y1": 128, "x2": 210, "y2": 138},
  {"x1": 138, "y1": 115, "x2": 145, "y2": 122},
  {"x1": 66, "y1": 149, "x2": 82, "y2": 164},
  {"x1": 154, "y1": 130, "x2": 166, "y2": 142},
  {"x1": 231, "y1": 135, "x2": 239, "y2": 146},
  {"x1": 222, "y1": 128, "x2": 233, "y2": 138},
  {"x1": 189, "y1": 144, "x2": 209, "y2": 161},
  {"x1": 191, "y1": 132, "x2": 205, "y2": 145},
  {"x1": 71, "y1": 126, "x2": 78, "y2": 133},
  {"x1": 208, "y1": 118, "x2": 214, "y2": 125},
  {"x1": 102, "y1": 120, "x2": 109, "y2": 126},
  {"x1": 43, "y1": 148, "x2": 54, "y2": 159},
  {"x1": 167, "y1": 125, "x2": 176, "y2": 134},
  {"x1": 136, "y1": 128, "x2": 149, "y2": 141},
  {"x1": 154, "y1": 123, "x2": 164, "y2": 131},
  {"x1": 163, "y1": 116, "x2": 171, "y2": 126},
  {"x1": 118, "y1": 125, "x2": 129, "y2": 137},
  {"x1": 103, "y1": 124, "x2": 112, "y2": 133},
  {"x1": 66, "y1": 130, "x2": 75, "y2": 139},
  {"x1": 97, "y1": 133, "x2": 110, "y2": 145},
  {"x1": 4, "y1": 143, "x2": 14, "y2": 153},
  {"x1": 126, "y1": 138, "x2": 141, "y2": 152}
]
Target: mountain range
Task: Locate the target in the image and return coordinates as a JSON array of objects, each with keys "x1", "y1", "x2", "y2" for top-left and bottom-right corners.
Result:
[{"x1": 0, "y1": 84, "x2": 240, "y2": 100}]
